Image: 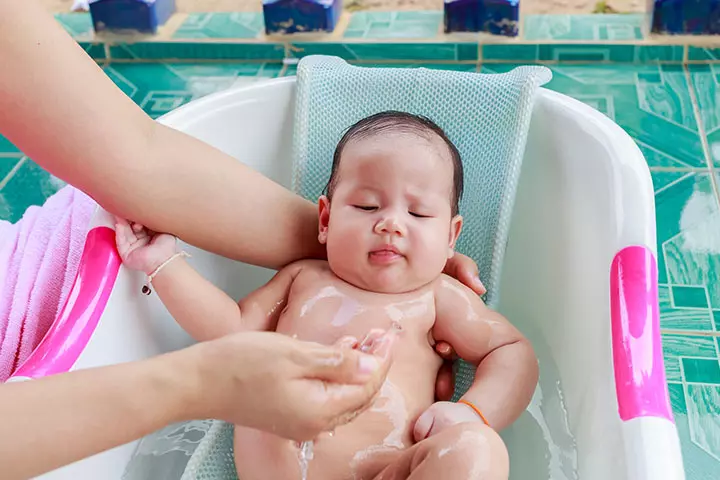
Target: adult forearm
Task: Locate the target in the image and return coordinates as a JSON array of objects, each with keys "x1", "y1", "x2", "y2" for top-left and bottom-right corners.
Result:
[
  {"x1": 130, "y1": 123, "x2": 325, "y2": 268},
  {"x1": 0, "y1": 0, "x2": 324, "y2": 270},
  {"x1": 0, "y1": 353, "x2": 193, "y2": 480},
  {"x1": 461, "y1": 339, "x2": 538, "y2": 431}
]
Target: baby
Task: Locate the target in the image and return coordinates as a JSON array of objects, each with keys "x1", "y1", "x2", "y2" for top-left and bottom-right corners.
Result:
[{"x1": 116, "y1": 111, "x2": 538, "y2": 480}]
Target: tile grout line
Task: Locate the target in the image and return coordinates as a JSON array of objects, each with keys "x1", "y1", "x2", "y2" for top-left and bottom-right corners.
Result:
[
  {"x1": 653, "y1": 172, "x2": 696, "y2": 196},
  {"x1": 649, "y1": 167, "x2": 711, "y2": 172},
  {"x1": 662, "y1": 329, "x2": 720, "y2": 338},
  {"x1": 684, "y1": 64, "x2": 720, "y2": 209},
  {"x1": 0, "y1": 156, "x2": 27, "y2": 191}
]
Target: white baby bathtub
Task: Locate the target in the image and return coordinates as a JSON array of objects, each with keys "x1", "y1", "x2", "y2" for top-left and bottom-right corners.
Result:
[{"x1": 10, "y1": 76, "x2": 685, "y2": 480}]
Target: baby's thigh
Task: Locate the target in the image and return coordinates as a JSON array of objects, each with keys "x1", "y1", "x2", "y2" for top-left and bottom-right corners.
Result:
[
  {"x1": 233, "y1": 425, "x2": 299, "y2": 480},
  {"x1": 373, "y1": 423, "x2": 508, "y2": 480}
]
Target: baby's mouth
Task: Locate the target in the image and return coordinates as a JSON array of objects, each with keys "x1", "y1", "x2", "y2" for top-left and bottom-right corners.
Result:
[{"x1": 368, "y1": 247, "x2": 404, "y2": 264}]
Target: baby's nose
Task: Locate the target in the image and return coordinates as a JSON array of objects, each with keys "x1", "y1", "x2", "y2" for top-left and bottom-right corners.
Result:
[{"x1": 374, "y1": 216, "x2": 404, "y2": 236}]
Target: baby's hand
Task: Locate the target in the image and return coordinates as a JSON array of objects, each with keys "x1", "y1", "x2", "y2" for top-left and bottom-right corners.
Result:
[
  {"x1": 413, "y1": 401, "x2": 484, "y2": 442},
  {"x1": 114, "y1": 216, "x2": 178, "y2": 274}
]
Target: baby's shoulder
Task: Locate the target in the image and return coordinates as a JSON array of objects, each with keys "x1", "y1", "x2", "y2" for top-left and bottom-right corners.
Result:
[
  {"x1": 431, "y1": 273, "x2": 480, "y2": 302},
  {"x1": 283, "y1": 259, "x2": 331, "y2": 283}
]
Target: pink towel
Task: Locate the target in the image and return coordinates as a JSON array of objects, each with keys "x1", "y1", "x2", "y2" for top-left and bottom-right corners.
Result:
[{"x1": 0, "y1": 185, "x2": 96, "y2": 381}]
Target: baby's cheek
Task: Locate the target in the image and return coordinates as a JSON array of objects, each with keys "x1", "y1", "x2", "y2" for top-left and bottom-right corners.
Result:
[{"x1": 413, "y1": 236, "x2": 448, "y2": 270}]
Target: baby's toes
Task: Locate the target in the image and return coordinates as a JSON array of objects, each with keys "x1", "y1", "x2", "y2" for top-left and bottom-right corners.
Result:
[{"x1": 131, "y1": 222, "x2": 145, "y2": 233}]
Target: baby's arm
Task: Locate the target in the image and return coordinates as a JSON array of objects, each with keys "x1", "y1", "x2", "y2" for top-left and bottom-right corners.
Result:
[
  {"x1": 115, "y1": 218, "x2": 306, "y2": 342},
  {"x1": 432, "y1": 275, "x2": 538, "y2": 431}
]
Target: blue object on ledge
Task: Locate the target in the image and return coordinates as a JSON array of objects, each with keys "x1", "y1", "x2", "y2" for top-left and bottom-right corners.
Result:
[
  {"x1": 652, "y1": 0, "x2": 720, "y2": 35},
  {"x1": 263, "y1": 0, "x2": 342, "y2": 35},
  {"x1": 444, "y1": 0, "x2": 520, "y2": 36},
  {"x1": 89, "y1": 0, "x2": 176, "y2": 34}
]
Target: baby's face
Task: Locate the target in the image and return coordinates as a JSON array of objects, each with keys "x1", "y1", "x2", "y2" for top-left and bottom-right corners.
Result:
[{"x1": 318, "y1": 132, "x2": 462, "y2": 294}]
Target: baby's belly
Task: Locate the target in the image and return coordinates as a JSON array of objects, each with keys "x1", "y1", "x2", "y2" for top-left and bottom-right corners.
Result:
[{"x1": 234, "y1": 370, "x2": 437, "y2": 480}]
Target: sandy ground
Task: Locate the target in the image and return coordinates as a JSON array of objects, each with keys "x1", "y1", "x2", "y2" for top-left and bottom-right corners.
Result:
[{"x1": 41, "y1": 0, "x2": 646, "y2": 15}]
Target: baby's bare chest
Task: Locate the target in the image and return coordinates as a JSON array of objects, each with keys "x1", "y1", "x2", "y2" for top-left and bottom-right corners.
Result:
[{"x1": 275, "y1": 276, "x2": 437, "y2": 349}]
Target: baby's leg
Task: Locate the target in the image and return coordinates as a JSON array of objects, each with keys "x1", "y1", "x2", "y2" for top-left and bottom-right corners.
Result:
[
  {"x1": 373, "y1": 423, "x2": 508, "y2": 480},
  {"x1": 233, "y1": 425, "x2": 300, "y2": 480}
]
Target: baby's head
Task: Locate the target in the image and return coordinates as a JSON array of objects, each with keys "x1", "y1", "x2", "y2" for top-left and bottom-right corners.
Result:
[{"x1": 318, "y1": 111, "x2": 464, "y2": 294}]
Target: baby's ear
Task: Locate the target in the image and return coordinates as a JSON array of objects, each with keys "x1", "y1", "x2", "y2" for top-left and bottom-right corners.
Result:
[
  {"x1": 318, "y1": 196, "x2": 331, "y2": 244},
  {"x1": 447, "y1": 215, "x2": 463, "y2": 257}
]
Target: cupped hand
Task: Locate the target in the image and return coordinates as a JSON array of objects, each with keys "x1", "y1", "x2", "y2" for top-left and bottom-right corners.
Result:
[
  {"x1": 185, "y1": 329, "x2": 396, "y2": 442},
  {"x1": 412, "y1": 401, "x2": 484, "y2": 442}
]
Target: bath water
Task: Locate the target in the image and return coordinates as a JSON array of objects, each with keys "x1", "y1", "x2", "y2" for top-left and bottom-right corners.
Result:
[
  {"x1": 499, "y1": 328, "x2": 580, "y2": 480},
  {"x1": 297, "y1": 440, "x2": 314, "y2": 480}
]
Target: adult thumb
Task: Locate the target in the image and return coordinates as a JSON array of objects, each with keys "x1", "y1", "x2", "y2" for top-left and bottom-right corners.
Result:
[{"x1": 413, "y1": 409, "x2": 434, "y2": 443}]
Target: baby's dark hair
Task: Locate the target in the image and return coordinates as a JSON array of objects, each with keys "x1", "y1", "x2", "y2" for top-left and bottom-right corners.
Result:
[{"x1": 323, "y1": 111, "x2": 464, "y2": 216}]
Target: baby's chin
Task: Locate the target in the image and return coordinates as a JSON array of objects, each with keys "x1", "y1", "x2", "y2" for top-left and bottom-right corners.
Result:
[{"x1": 329, "y1": 264, "x2": 432, "y2": 295}]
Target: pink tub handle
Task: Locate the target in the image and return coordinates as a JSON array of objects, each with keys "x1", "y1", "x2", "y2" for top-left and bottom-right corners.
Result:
[
  {"x1": 610, "y1": 245, "x2": 673, "y2": 422},
  {"x1": 11, "y1": 226, "x2": 121, "y2": 379}
]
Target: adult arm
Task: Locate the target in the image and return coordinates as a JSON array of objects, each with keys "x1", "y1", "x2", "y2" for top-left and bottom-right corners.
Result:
[
  {"x1": 0, "y1": 0, "x2": 322, "y2": 269},
  {"x1": 0, "y1": 331, "x2": 394, "y2": 480},
  {"x1": 0, "y1": 0, "x2": 490, "y2": 286}
]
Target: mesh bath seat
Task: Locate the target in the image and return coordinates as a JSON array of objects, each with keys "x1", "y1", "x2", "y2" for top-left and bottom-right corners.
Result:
[{"x1": 176, "y1": 55, "x2": 551, "y2": 479}]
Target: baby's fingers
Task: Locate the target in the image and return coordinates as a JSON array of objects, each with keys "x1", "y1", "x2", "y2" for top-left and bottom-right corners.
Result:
[{"x1": 114, "y1": 219, "x2": 136, "y2": 252}]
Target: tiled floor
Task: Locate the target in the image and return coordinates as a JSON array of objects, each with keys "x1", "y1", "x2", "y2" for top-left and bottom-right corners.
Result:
[
  {"x1": 344, "y1": 11, "x2": 443, "y2": 39},
  {"x1": 523, "y1": 14, "x2": 646, "y2": 41},
  {"x1": 173, "y1": 12, "x2": 265, "y2": 39},
  {"x1": 4, "y1": 12, "x2": 720, "y2": 477}
]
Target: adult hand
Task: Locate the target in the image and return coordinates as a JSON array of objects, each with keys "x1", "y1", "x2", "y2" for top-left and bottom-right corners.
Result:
[
  {"x1": 443, "y1": 252, "x2": 486, "y2": 296},
  {"x1": 413, "y1": 401, "x2": 486, "y2": 442},
  {"x1": 435, "y1": 252, "x2": 485, "y2": 401},
  {"x1": 184, "y1": 329, "x2": 395, "y2": 442}
]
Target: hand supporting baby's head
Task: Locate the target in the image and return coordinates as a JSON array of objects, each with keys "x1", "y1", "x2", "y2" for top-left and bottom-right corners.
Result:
[{"x1": 317, "y1": 111, "x2": 464, "y2": 294}]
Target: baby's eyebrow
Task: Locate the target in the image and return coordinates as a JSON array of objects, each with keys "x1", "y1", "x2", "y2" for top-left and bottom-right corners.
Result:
[{"x1": 350, "y1": 186, "x2": 379, "y2": 196}]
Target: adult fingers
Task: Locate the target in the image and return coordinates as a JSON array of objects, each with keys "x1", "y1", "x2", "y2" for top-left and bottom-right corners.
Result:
[
  {"x1": 435, "y1": 341, "x2": 455, "y2": 360},
  {"x1": 302, "y1": 331, "x2": 395, "y2": 386},
  {"x1": 413, "y1": 408, "x2": 434, "y2": 443},
  {"x1": 435, "y1": 362, "x2": 455, "y2": 402},
  {"x1": 445, "y1": 253, "x2": 486, "y2": 296}
]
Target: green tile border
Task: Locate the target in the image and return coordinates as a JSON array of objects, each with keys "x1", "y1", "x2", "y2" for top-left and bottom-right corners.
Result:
[
  {"x1": 688, "y1": 47, "x2": 720, "y2": 62},
  {"x1": 288, "y1": 42, "x2": 478, "y2": 62},
  {"x1": 108, "y1": 42, "x2": 286, "y2": 61},
  {"x1": 51, "y1": 11, "x2": 720, "y2": 65},
  {"x1": 78, "y1": 42, "x2": 107, "y2": 60},
  {"x1": 682, "y1": 357, "x2": 720, "y2": 384},
  {"x1": 481, "y1": 43, "x2": 684, "y2": 63}
]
